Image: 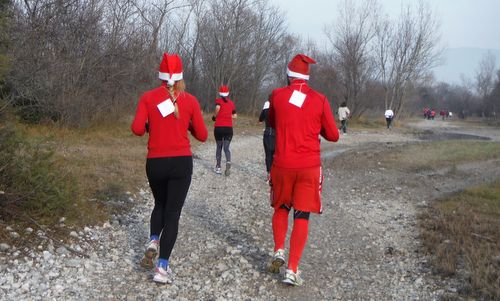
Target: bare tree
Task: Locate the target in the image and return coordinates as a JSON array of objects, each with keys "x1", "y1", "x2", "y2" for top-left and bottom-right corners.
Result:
[
  {"x1": 475, "y1": 51, "x2": 496, "y2": 117},
  {"x1": 475, "y1": 51, "x2": 496, "y2": 99},
  {"x1": 324, "y1": 0, "x2": 378, "y2": 117},
  {"x1": 194, "y1": 0, "x2": 288, "y2": 112},
  {"x1": 0, "y1": 0, "x2": 11, "y2": 116},
  {"x1": 2, "y1": 0, "x2": 300, "y2": 124},
  {"x1": 483, "y1": 69, "x2": 500, "y2": 119},
  {"x1": 373, "y1": 0, "x2": 442, "y2": 118},
  {"x1": 244, "y1": 1, "x2": 288, "y2": 113}
]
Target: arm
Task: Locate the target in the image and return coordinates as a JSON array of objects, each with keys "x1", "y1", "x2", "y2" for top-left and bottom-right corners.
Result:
[
  {"x1": 320, "y1": 99, "x2": 339, "y2": 142},
  {"x1": 212, "y1": 104, "x2": 220, "y2": 121},
  {"x1": 259, "y1": 100, "x2": 270, "y2": 122},
  {"x1": 190, "y1": 99, "x2": 208, "y2": 142},
  {"x1": 131, "y1": 96, "x2": 148, "y2": 136},
  {"x1": 232, "y1": 102, "x2": 237, "y2": 119},
  {"x1": 268, "y1": 92, "x2": 275, "y2": 128},
  {"x1": 259, "y1": 109, "x2": 267, "y2": 122}
]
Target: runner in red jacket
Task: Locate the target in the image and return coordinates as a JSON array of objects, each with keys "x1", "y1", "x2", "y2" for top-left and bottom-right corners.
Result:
[
  {"x1": 267, "y1": 53, "x2": 339, "y2": 286},
  {"x1": 131, "y1": 53, "x2": 207, "y2": 284}
]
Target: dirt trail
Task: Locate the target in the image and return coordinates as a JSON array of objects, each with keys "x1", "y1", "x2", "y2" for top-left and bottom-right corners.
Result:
[{"x1": 1, "y1": 120, "x2": 498, "y2": 300}]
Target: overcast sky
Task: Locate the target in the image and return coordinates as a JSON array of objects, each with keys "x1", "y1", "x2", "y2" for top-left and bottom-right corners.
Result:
[{"x1": 269, "y1": 0, "x2": 500, "y2": 50}]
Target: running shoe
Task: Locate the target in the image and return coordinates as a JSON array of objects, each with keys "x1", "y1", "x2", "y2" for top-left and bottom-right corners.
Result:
[
  {"x1": 282, "y1": 269, "x2": 303, "y2": 286},
  {"x1": 153, "y1": 266, "x2": 173, "y2": 284},
  {"x1": 214, "y1": 166, "x2": 222, "y2": 174},
  {"x1": 140, "y1": 239, "x2": 159, "y2": 269},
  {"x1": 225, "y1": 162, "x2": 231, "y2": 176},
  {"x1": 267, "y1": 248, "x2": 285, "y2": 274}
]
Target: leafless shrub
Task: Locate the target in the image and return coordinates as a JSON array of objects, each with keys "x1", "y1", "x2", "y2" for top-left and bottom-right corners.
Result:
[
  {"x1": 373, "y1": 0, "x2": 442, "y2": 118},
  {"x1": 324, "y1": 0, "x2": 379, "y2": 117}
]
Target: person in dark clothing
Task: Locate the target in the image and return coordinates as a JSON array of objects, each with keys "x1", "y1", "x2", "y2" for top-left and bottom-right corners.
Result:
[{"x1": 259, "y1": 96, "x2": 275, "y2": 180}]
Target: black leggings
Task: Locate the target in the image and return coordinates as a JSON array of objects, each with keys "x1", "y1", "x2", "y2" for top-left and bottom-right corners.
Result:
[
  {"x1": 146, "y1": 156, "x2": 193, "y2": 260},
  {"x1": 214, "y1": 126, "x2": 233, "y2": 167},
  {"x1": 386, "y1": 117, "x2": 393, "y2": 129},
  {"x1": 340, "y1": 120, "x2": 347, "y2": 133}
]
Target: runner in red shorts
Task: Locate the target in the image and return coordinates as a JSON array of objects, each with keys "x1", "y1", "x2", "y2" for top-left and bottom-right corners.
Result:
[{"x1": 267, "y1": 54, "x2": 339, "y2": 286}]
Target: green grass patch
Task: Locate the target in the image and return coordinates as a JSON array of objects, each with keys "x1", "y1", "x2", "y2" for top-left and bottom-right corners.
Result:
[
  {"x1": 381, "y1": 140, "x2": 500, "y2": 171},
  {"x1": 419, "y1": 180, "x2": 500, "y2": 300}
]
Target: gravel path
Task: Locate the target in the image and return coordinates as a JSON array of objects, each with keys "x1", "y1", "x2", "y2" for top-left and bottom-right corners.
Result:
[{"x1": 1, "y1": 121, "x2": 499, "y2": 300}]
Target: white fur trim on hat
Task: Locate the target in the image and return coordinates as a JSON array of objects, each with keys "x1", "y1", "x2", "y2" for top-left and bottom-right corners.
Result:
[
  {"x1": 219, "y1": 92, "x2": 229, "y2": 97},
  {"x1": 286, "y1": 68, "x2": 309, "y2": 80},
  {"x1": 159, "y1": 72, "x2": 183, "y2": 82}
]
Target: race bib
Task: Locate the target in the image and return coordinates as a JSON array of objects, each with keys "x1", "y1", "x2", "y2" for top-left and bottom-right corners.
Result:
[
  {"x1": 157, "y1": 99, "x2": 175, "y2": 117},
  {"x1": 288, "y1": 90, "x2": 306, "y2": 108}
]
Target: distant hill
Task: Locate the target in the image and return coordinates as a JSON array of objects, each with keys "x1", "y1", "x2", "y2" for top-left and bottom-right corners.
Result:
[{"x1": 432, "y1": 48, "x2": 500, "y2": 85}]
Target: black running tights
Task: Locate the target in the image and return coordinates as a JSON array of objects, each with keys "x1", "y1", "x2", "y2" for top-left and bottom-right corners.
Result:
[
  {"x1": 146, "y1": 156, "x2": 192, "y2": 260},
  {"x1": 214, "y1": 127, "x2": 233, "y2": 167}
]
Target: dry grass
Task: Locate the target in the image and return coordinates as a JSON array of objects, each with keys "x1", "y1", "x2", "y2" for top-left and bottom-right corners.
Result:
[
  {"x1": 16, "y1": 117, "x2": 148, "y2": 226},
  {"x1": 380, "y1": 140, "x2": 500, "y2": 172},
  {"x1": 419, "y1": 180, "x2": 500, "y2": 300},
  {"x1": 2, "y1": 113, "x2": 250, "y2": 251},
  {"x1": 451, "y1": 117, "x2": 500, "y2": 128},
  {"x1": 348, "y1": 116, "x2": 386, "y2": 129},
  {"x1": 12, "y1": 113, "x2": 262, "y2": 226}
]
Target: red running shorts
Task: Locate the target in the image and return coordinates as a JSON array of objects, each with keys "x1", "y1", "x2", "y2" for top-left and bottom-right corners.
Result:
[{"x1": 270, "y1": 165, "x2": 323, "y2": 214}]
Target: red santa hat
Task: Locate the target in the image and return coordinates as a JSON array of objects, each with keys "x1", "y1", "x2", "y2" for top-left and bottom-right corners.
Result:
[
  {"x1": 286, "y1": 54, "x2": 317, "y2": 80},
  {"x1": 159, "y1": 53, "x2": 183, "y2": 86},
  {"x1": 219, "y1": 85, "x2": 229, "y2": 97}
]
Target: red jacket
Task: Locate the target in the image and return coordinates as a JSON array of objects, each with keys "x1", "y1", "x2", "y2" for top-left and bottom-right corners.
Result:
[
  {"x1": 214, "y1": 97, "x2": 236, "y2": 127},
  {"x1": 131, "y1": 83, "x2": 208, "y2": 158},
  {"x1": 269, "y1": 80, "x2": 339, "y2": 169}
]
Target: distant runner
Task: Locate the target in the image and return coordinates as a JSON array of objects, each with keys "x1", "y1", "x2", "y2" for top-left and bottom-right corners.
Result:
[
  {"x1": 385, "y1": 109, "x2": 394, "y2": 129},
  {"x1": 338, "y1": 101, "x2": 350, "y2": 134},
  {"x1": 212, "y1": 85, "x2": 237, "y2": 176}
]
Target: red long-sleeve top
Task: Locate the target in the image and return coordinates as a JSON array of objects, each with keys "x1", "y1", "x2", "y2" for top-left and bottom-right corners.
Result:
[
  {"x1": 214, "y1": 97, "x2": 236, "y2": 127},
  {"x1": 131, "y1": 83, "x2": 208, "y2": 158},
  {"x1": 268, "y1": 79, "x2": 339, "y2": 169}
]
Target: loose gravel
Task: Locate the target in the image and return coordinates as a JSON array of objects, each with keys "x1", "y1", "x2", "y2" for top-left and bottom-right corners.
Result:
[{"x1": 1, "y1": 121, "x2": 498, "y2": 300}]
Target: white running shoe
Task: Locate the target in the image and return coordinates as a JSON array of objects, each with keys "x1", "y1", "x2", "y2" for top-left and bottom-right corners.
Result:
[
  {"x1": 268, "y1": 249, "x2": 285, "y2": 274},
  {"x1": 282, "y1": 269, "x2": 303, "y2": 286},
  {"x1": 214, "y1": 166, "x2": 222, "y2": 174},
  {"x1": 153, "y1": 266, "x2": 173, "y2": 284},
  {"x1": 140, "y1": 239, "x2": 159, "y2": 269}
]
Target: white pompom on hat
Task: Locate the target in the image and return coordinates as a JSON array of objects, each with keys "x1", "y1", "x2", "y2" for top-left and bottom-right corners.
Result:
[
  {"x1": 219, "y1": 85, "x2": 229, "y2": 97},
  {"x1": 159, "y1": 53, "x2": 183, "y2": 85},
  {"x1": 286, "y1": 54, "x2": 317, "y2": 80}
]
